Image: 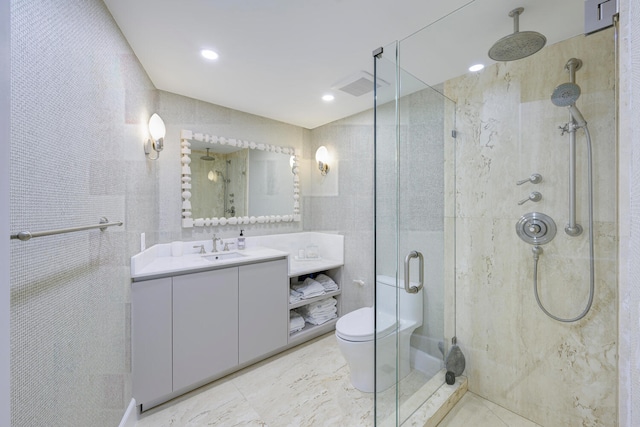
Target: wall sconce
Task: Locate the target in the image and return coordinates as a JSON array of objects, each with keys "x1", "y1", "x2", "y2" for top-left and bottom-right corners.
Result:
[
  {"x1": 315, "y1": 146, "x2": 330, "y2": 176},
  {"x1": 144, "y1": 113, "x2": 166, "y2": 160}
]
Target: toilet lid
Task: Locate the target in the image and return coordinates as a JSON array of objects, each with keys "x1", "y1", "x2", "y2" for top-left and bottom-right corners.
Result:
[{"x1": 336, "y1": 307, "x2": 397, "y2": 342}]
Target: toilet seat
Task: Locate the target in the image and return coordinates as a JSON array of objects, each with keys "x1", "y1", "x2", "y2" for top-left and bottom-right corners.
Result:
[{"x1": 336, "y1": 307, "x2": 396, "y2": 342}]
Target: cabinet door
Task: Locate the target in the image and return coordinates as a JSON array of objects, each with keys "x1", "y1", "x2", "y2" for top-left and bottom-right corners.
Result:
[
  {"x1": 173, "y1": 268, "x2": 239, "y2": 391},
  {"x1": 238, "y1": 259, "x2": 288, "y2": 364},
  {"x1": 132, "y1": 277, "x2": 173, "y2": 406}
]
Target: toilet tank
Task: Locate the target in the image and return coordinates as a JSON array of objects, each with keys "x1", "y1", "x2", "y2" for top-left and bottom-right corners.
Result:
[{"x1": 376, "y1": 275, "x2": 423, "y2": 326}]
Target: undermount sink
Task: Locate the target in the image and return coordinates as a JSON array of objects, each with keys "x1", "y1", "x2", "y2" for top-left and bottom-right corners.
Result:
[{"x1": 201, "y1": 251, "x2": 247, "y2": 262}]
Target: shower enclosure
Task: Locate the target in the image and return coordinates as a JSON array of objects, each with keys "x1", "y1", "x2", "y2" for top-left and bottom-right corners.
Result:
[
  {"x1": 373, "y1": 42, "x2": 454, "y2": 424},
  {"x1": 374, "y1": 1, "x2": 617, "y2": 426}
]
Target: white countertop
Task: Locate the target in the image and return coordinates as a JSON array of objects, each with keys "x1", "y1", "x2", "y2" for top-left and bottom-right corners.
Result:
[
  {"x1": 131, "y1": 246, "x2": 289, "y2": 281},
  {"x1": 131, "y1": 232, "x2": 345, "y2": 281},
  {"x1": 288, "y1": 258, "x2": 344, "y2": 277}
]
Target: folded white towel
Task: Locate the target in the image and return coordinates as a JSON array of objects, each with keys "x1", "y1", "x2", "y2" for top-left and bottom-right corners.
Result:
[
  {"x1": 298, "y1": 297, "x2": 337, "y2": 315},
  {"x1": 289, "y1": 311, "x2": 306, "y2": 332},
  {"x1": 289, "y1": 289, "x2": 304, "y2": 303},
  {"x1": 300, "y1": 312, "x2": 337, "y2": 325},
  {"x1": 298, "y1": 304, "x2": 336, "y2": 316},
  {"x1": 315, "y1": 274, "x2": 339, "y2": 291},
  {"x1": 296, "y1": 297, "x2": 337, "y2": 323},
  {"x1": 291, "y1": 278, "x2": 326, "y2": 299}
]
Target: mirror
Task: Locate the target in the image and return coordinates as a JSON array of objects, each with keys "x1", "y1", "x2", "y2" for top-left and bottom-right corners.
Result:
[{"x1": 180, "y1": 130, "x2": 300, "y2": 228}]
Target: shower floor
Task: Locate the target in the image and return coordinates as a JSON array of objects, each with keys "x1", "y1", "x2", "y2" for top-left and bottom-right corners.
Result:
[{"x1": 134, "y1": 333, "x2": 538, "y2": 426}]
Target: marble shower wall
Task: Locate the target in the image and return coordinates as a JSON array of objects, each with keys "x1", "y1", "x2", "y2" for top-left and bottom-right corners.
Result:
[{"x1": 444, "y1": 29, "x2": 617, "y2": 426}]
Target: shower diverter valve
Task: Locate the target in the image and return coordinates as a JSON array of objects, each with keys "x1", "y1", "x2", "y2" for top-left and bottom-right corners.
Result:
[{"x1": 516, "y1": 212, "x2": 557, "y2": 245}]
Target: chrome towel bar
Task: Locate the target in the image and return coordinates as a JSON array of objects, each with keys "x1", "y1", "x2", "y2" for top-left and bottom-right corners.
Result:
[{"x1": 10, "y1": 217, "x2": 123, "y2": 241}]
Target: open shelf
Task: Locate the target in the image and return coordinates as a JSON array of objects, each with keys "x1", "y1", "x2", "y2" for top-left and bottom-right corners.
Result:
[
  {"x1": 288, "y1": 289, "x2": 341, "y2": 310},
  {"x1": 289, "y1": 318, "x2": 338, "y2": 343}
]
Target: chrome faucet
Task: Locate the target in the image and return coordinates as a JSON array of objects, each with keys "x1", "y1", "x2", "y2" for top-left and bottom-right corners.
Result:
[
  {"x1": 223, "y1": 241, "x2": 235, "y2": 252},
  {"x1": 193, "y1": 244, "x2": 206, "y2": 254},
  {"x1": 212, "y1": 234, "x2": 222, "y2": 253}
]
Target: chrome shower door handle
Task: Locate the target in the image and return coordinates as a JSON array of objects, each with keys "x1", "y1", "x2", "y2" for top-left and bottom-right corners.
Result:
[{"x1": 404, "y1": 251, "x2": 424, "y2": 294}]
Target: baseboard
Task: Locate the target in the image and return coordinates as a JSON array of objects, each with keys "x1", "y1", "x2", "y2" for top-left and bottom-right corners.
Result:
[{"x1": 118, "y1": 398, "x2": 137, "y2": 427}]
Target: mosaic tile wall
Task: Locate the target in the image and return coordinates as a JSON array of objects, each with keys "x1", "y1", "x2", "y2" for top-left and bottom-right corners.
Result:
[
  {"x1": 619, "y1": 0, "x2": 640, "y2": 425},
  {"x1": 10, "y1": 2, "x2": 307, "y2": 425},
  {"x1": 1, "y1": 1, "x2": 10, "y2": 425},
  {"x1": 306, "y1": 85, "x2": 449, "y2": 360},
  {"x1": 9, "y1": 0, "x2": 159, "y2": 425}
]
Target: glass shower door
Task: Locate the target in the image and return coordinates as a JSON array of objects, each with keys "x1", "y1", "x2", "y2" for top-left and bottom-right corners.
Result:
[{"x1": 374, "y1": 42, "x2": 456, "y2": 425}]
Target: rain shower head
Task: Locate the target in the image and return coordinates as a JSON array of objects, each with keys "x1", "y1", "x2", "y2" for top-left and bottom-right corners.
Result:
[
  {"x1": 488, "y1": 7, "x2": 547, "y2": 62},
  {"x1": 551, "y1": 82, "x2": 587, "y2": 126},
  {"x1": 200, "y1": 148, "x2": 215, "y2": 161}
]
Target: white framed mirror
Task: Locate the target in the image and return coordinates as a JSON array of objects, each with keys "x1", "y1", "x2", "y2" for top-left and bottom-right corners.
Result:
[{"x1": 180, "y1": 130, "x2": 301, "y2": 228}]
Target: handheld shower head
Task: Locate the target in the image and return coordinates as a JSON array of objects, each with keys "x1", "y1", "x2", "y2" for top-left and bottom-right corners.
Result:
[
  {"x1": 551, "y1": 82, "x2": 581, "y2": 107},
  {"x1": 551, "y1": 82, "x2": 587, "y2": 127}
]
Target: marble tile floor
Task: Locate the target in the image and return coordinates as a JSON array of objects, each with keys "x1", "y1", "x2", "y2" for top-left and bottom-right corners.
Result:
[
  {"x1": 136, "y1": 333, "x2": 375, "y2": 427},
  {"x1": 438, "y1": 393, "x2": 542, "y2": 427},
  {"x1": 135, "y1": 332, "x2": 537, "y2": 427}
]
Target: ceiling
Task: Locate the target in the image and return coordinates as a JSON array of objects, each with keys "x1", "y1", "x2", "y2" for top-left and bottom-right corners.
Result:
[{"x1": 103, "y1": 0, "x2": 585, "y2": 129}]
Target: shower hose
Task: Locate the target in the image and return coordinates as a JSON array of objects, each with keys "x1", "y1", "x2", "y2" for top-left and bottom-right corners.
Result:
[{"x1": 532, "y1": 125, "x2": 595, "y2": 323}]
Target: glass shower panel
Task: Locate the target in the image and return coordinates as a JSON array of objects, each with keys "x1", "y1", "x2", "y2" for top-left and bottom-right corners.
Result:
[
  {"x1": 374, "y1": 40, "x2": 456, "y2": 425},
  {"x1": 392, "y1": 1, "x2": 618, "y2": 425},
  {"x1": 373, "y1": 41, "x2": 400, "y2": 425}
]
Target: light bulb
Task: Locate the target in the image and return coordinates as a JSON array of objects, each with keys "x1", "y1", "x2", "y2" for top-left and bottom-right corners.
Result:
[
  {"x1": 315, "y1": 146, "x2": 328, "y2": 163},
  {"x1": 148, "y1": 113, "x2": 166, "y2": 141}
]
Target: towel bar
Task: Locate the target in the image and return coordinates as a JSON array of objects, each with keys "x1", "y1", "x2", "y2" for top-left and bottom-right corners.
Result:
[{"x1": 10, "y1": 217, "x2": 123, "y2": 241}]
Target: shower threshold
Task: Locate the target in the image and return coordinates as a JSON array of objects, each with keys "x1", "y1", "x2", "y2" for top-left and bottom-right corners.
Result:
[{"x1": 378, "y1": 369, "x2": 467, "y2": 427}]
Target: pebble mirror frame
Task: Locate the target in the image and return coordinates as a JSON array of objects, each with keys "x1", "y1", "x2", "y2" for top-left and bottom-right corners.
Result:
[{"x1": 180, "y1": 129, "x2": 301, "y2": 228}]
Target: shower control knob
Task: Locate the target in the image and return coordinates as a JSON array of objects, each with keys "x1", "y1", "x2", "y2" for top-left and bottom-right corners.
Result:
[
  {"x1": 518, "y1": 191, "x2": 542, "y2": 205},
  {"x1": 516, "y1": 173, "x2": 543, "y2": 185},
  {"x1": 516, "y1": 212, "x2": 557, "y2": 246}
]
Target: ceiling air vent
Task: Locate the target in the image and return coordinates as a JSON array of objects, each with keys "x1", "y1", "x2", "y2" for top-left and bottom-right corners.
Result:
[{"x1": 333, "y1": 71, "x2": 388, "y2": 97}]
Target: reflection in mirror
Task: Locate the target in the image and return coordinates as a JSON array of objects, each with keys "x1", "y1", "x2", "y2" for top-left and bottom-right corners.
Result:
[
  {"x1": 180, "y1": 130, "x2": 300, "y2": 228},
  {"x1": 190, "y1": 148, "x2": 247, "y2": 219}
]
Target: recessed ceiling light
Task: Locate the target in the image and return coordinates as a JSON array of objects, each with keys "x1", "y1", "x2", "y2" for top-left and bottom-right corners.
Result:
[
  {"x1": 201, "y1": 49, "x2": 219, "y2": 60},
  {"x1": 322, "y1": 94, "x2": 335, "y2": 102},
  {"x1": 469, "y1": 63, "x2": 484, "y2": 72}
]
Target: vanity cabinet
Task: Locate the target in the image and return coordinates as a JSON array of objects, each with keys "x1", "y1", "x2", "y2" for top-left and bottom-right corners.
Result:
[
  {"x1": 239, "y1": 260, "x2": 288, "y2": 364},
  {"x1": 173, "y1": 267, "x2": 239, "y2": 391},
  {"x1": 132, "y1": 258, "x2": 290, "y2": 409},
  {"x1": 131, "y1": 277, "x2": 173, "y2": 406}
]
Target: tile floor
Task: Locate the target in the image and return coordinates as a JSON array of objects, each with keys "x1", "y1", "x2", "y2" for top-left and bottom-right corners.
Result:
[{"x1": 135, "y1": 333, "x2": 540, "y2": 427}]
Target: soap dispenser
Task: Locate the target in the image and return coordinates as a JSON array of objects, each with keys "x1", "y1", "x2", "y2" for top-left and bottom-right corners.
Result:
[{"x1": 237, "y1": 229, "x2": 246, "y2": 250}]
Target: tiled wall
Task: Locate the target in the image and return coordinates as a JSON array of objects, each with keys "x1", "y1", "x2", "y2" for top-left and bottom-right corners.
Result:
[
  {"x1": 619, "y1": 0, "x2": 640, "y2": 425},
  {"x1": 10, "y1": 1, "x2": 157, "y2": 425},
  {"x1": 306, "y1": 110, "x2": 375, "y2": 314},
  {"x1": 306, "y1": 83, "x2": 450, "y2": 360},
  {"x1": 1, "y1": 1, "x2": 10, "y2": 424},
  {"x1": 444, "y1": 29, "x2": 617, "y2": 426},
  {"x1": 9, "y1": 2, "x2": 305, "y2": 426}
]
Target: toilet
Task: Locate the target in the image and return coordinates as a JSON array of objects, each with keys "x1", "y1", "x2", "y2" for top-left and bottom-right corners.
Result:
[{"x1": 335, "y1": 275, "x2": 423, "y2": 392}]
